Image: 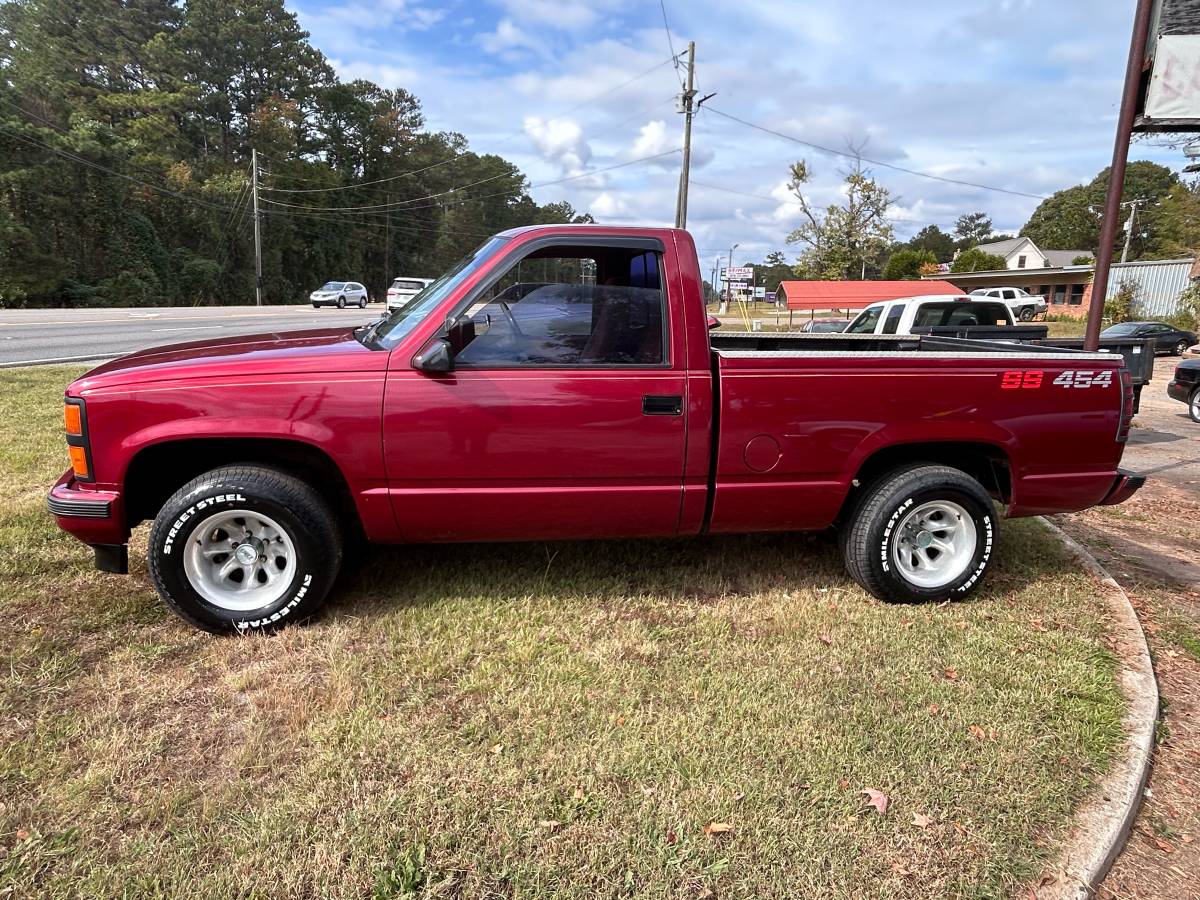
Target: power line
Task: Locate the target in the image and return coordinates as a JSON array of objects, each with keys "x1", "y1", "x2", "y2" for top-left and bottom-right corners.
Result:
[
  {"x1": 702, "y1": 106, "x2": 1049, "y2": 202},
  {"x1": 659, "y1": 1, "x2": 684, "y2": 88}
]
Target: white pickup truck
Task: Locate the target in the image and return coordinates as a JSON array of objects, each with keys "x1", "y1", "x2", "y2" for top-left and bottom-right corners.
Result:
[
  {"x1": 845, "y1": 294, "x2": 1015, "y2": 336},
  {"x1": 969, "y1": 287, "x2": 1048, "y2": 322}
]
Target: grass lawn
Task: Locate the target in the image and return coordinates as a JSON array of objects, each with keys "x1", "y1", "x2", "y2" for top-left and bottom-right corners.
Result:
[{"x1": 1, "y1": 366, "x2": 1125, "y2": 899}]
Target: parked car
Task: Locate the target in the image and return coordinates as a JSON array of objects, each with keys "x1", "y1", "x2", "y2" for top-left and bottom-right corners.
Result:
[
  {"x1": 1167, "y1": 359, "x2": 1200, "y2": 423},
  {"x1": 969, "y1": 287, "x2": 1048, "y2": 321},
  {"x1": 386, "y1": 277, "x2": 433, "y2": 311},
  {"x1": 800, "y1": 317, "x2": 852, "y2": 333},
  {"x1": 310, "y1": 281, "x2": 369, "y2": 309},
  {"x1": 1100, "y1": 321, "x2": 1198, "y2": 356},
  {"x1": 1184, "y1": 342, "x2": 1200, "y2": 360},
  {"x1": 845, "y1": 295, "x2": 1015, "y2": 336},
  {"x1": 48, "y1": 225, "x2": 1142, "y2": 634}
]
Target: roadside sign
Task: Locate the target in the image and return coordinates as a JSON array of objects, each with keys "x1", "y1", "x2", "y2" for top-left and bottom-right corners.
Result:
[
  {"x1": 766, "y1": 292, "x2": 777, "y2": 303},
  {"x1": 722, "y1": 266, "x2": 754, "y2": 281},
  {"x1": 753, "y1": 286, "x2": 766, "y2": 299},
  {"x1": 728, "y1": 281, "x2": 749, "y2": 290}
]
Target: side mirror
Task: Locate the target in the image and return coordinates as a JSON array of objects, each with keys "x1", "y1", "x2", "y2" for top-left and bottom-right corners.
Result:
[
  {"x1": 413, "y1": 337, "x2": 453, "y2": 373},
  {"x1": 706, "y1": 315, "x2": 721, "y2": 330}
]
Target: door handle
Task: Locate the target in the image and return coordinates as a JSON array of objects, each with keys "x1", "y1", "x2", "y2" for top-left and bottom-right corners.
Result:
[{"x1": 643, "y1": 394, "x2": 683, "y2": 416}]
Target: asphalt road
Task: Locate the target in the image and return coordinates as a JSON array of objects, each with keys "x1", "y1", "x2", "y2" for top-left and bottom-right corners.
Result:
[{"x1": 0, "y1": 304, "x2": 383, "y2": 367}]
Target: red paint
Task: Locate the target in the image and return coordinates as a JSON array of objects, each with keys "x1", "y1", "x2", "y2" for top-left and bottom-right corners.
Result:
[
  {"x1": 778, "y1": 279, "x2": 960, "y2": 311},
  {"x1": 48, "y1": 225, "x2": 1138, "y2": 559}
]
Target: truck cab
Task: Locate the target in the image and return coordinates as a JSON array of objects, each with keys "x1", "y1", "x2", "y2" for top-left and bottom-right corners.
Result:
[{"x1": 845, "y1": 294, "x2": 1014, "y2": 336}]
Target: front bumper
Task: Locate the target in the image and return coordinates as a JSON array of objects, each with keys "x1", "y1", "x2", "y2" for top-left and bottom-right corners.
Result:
[
  {"x1": 47, "y1": 469, "x2": 129, "y2": 570},
  {"x1": 1167, "y1": 379, "x2": 1193, "y2": 404},
  {"x1": 1099, "y1": 469, "x2": 1147, "y2": 507}
]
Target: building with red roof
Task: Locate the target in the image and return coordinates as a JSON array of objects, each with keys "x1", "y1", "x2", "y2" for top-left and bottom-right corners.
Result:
[{"x1": 777, "y1": 280, "x2": 960, "y2": 312}]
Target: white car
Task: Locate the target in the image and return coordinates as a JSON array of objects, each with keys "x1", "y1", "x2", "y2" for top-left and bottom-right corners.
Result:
[
  {"x1": 845, "y1": 294, "x2": 1015, "y2": 336},
  {"x1": 310, "y1": 281, "x2": 369, "y2": 309},
  {"x1": 386, "y1": 277, "x2": 434, "y2": 311},
  {"x1": 969, "y1": 287, "x2": 1048, "y2": 322}
]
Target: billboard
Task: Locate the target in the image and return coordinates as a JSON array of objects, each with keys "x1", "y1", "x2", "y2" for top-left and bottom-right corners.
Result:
[
  {"x1": 722, "y1": 266, "x2": 754, "y2": 281},
  {"x1": 1137, "y1": 0, "x2": 1200, "y2": 131}
]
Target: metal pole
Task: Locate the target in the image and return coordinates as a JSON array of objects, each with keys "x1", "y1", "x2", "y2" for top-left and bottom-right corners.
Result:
[
  {"x1": 675, "y1": 41, "x2": 696, "y2": 229},
  {"x1": 1086, "y1": 0, "x2": 1155, "y2": 350},
  {"x1": 252, "y1": 147, "x2": 263, "y2": 307},
  {"x1": 384, "y1": 190, "x2": 391, "y2": 301}
]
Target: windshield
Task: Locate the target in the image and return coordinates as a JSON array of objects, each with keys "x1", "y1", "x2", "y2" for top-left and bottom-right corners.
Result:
[
  {"x1": 320, "y1": 282, "x2": 345, "y2": 291},
  {"x1": 809, "y1": 320, "x2": 849, "y2": 333},
  {"x1": 1102, "y1": 322, "x2": 1141, "y2": 335},
  {"x1": 367, "y1": 236, "x2": 510, "y2": 349},
  {"x1": 846, "y1": 305, "x2": 884, "y2": 334},
  {"x1": 391, "y1": 279, "x2": 426, "y2": 291}
]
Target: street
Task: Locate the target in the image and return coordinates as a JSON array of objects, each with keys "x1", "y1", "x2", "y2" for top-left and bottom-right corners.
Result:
[{"x1": 0, "y1": 304, "x2": 382, "y2": 367}]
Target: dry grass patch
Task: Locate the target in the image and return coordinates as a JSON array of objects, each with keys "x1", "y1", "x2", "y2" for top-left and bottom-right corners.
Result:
[{"x1": 1, "y1": 366, "x2": 1124, "y2": 899}]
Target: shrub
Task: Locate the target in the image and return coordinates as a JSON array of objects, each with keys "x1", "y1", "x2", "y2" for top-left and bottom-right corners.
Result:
[{"x1": 1104, "y1": 278, "x2": 1139, "y2": 323}]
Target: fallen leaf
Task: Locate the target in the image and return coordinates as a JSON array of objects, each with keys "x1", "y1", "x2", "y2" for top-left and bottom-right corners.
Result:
[
  {"x1": 697, "y1": 888, "x2": 715, "y2": 899},
  {"x1": 573, "y1": 787, "x2": 585, "y2": 801},
  {"x1": 818, "y1": 633, "x2": 833, "y2": 646},
  {"x1": 1152, "y1": 836, "x2": 1175, "y2": 854},
  {"x1": 836, "y1": 778, "x2": 850, "y2": 790},
  {"x1": 862, "y1": 788, "x2": 889, "y2": 815},
  {"x1": 891, "y1": 862, "x2": 913, "y2": 876},
  {"x1": 929, "y1": 703, "x2": 940, "y2": 716},
  {"x1": 15, "y1": 829, "x2": 29, "y2": 841},
  {"x1": 731, "y1": 791, "x2": 745, "y2": 803},
  {"x1": 1031, "y1": 618, "x2": 1047, "y2": 632},
  {"x1": 911, "y1": 813, "x2": 934, "y2": 829},
  {"x1": 943, "y1": 667, "x2": 959, "y2": 681},
  {"x1": 489, "y1": 743, "x2": 504, "y2": 755},
  {"x1": 703, "y1": 822, "x2": 734, "y2": 836},
  {"x1": 539, "y1": 819, "x2": 562, "y2": 832},
  {"x1": 666, "y1": 830, "x2": 677, "y2": 845},
  {"x1": 968, "y1": 724, "x2": 987, "y2": 740}
]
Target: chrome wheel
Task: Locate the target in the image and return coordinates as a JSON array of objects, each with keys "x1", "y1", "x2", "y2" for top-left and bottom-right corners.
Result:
[
  {"x1": 892, "y1": 500, "x2": 977, "y2": 589},
  {"x1": 1191, "y1": 389, "x2": 1200, "y2": 422},
  {"x1": 182, "y1": 509, "x2": 297, "y2": 611}
]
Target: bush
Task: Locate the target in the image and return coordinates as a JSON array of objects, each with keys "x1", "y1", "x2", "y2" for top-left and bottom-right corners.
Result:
[
  {"x1": 951, "y1": 247, "x2": 1007, "y2": 273},
  {"x1": 883, "y1": 248, "x2": 937, "y2": 280},
  {"x1": 1104, "y1": 278, "x2": 1139, "y2": 324},
  {"x1": 1167, "y1": 283, "x2": 1200, "y2": 331}
]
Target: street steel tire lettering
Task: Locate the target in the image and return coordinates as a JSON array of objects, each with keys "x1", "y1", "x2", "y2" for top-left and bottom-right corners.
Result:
[
  {"x1": 841, "y1": 465, "x2": 995, "y2": 604},
  {"x1": 147, "y1": 465, "x2": 342, "y2": 635}
]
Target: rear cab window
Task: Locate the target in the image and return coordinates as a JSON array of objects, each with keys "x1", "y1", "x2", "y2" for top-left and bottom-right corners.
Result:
[{"x1": 912, "y1": 301, "x2": 1010, "y2": 328}]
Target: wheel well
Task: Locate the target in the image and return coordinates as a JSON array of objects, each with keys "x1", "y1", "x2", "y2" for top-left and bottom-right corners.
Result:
[
  {"x1": 123, "y1": 438, "x2": 361, "y2": 535},
  {"x1": 840, "y1": 442, "x2": 1011, "y2": 520}
]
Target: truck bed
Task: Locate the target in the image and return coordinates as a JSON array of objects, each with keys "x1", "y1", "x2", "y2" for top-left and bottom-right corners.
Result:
[{"x1": 709, "y1": 331, "x2": 1115, "y2": 358}]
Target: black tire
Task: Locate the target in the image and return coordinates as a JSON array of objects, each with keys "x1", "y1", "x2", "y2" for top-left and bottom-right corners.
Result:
[
  {"x1": 312, "y1": 303, "x2": 320, "y2": 308},
  {"x1": 1190, "y1": 387, "x2": 1200, "y2": 424},
  {"x1": 337, "y1": 295, "x2": 346, "y2": 309},
  {"x1": 841, "y1": 465, "x2": 995, "y2": 604},
  {"x1": 1019, "y1": 306, "x2": 1035, "y2": 322},
  {"x1": 359, "y1": 297, "x2": 367, "y2": 309},
  {"x1": 1175, "y1": 340, "x2": 1189, "y2": 356},
  {"x1": 147, "y1": 465, "x2": 343, "y2": 634}
]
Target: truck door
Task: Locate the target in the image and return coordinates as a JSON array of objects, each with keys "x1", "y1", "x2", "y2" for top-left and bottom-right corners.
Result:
[{"x1": 382, "y1": 238, "x2": 689, "y2": 542}]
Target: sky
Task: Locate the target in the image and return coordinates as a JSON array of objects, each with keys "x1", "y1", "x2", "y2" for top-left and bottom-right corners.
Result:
[{"x1": 290, "y1": 0, "x2": 1182, "y2": 265}]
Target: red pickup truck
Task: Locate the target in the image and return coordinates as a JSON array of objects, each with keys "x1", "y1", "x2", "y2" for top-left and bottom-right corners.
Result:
[{"x1": 49, "y1": 225, "x2": 1144, "y2": 633}]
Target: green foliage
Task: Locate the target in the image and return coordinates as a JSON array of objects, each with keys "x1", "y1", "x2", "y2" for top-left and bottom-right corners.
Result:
[
  {"x1": 1168, "y1": 282, "x2": 1200, "y2": 331},
  {"x1": 785, "y1": 158, "x2": 895, "y2": 280},
  {"x1": 1021, "y1": 161, "x2": 1178, "y2": 260},
  {"x1": 0, "y1": 0, "x2": 586, "y2": 307},
  {"x1": 372, "y1": 844, "x2": 426, "y2": 898},
  {"x1": 1072, "y1": 255, "x2": 1094, "y2": 266},
  {"x1": 883, "y1": 248, "x2": 937, "y2": 280},
  {"x1": 950, "y1": 247, "x2": 1007, "y2": 273},
  {"x1": 954, "y1": 211, "x2": 993, "y2": 246},
  {"x1": 1104, "y1": 279, "x2": 1139, "y2": 324},
  {"x1": 903, "y1": 224, "x2": 956, "y2": 262}
]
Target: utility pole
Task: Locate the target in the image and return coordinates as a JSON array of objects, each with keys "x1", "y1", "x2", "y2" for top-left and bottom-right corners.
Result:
[
  {"x1": 1119, "y1": 198, "x2": 1146, "y2": 264},
  {"x1": 251, "y1": 147, "x2": 263, "y2": 307},
  {"x1": 384, "y1": 190, "x2": 391, "y2": 300},
  {"x1": 674, "y1": 42, "x2": 697, "y2": 229}
]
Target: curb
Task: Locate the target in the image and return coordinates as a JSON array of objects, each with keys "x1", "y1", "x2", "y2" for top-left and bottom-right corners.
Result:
[{"x1": 1037, "y1": 517, "x2": 1159, "y2": 899}]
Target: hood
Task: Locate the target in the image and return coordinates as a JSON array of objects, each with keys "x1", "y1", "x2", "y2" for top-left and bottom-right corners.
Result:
[{"x1": 71, "y1": 326, "x2": 386, "y2": 392}]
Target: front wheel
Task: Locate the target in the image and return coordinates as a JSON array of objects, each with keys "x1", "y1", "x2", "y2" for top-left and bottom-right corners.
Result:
[
  {"x1": 1019, "y1": 306, "x2": 1035, "y2": 321},
  {"x1": 841, "y1": 465, "x2": 995, "y2": 604},
  {"x1": 148, "y1": 465, "x2": 343, "y2": 634},
  {"x1": 359, "y1": 297, "x2": 367, "y2": 308},
  {"x1": 337, "y1": 296, "x2": 346, "y2": 309},
  {"x1": 1175, "y1": 340, "x2": 1189, "y2": 356},
  {"x1": 1190, "y1": 387, "x2": 1200, "y2": 424}
]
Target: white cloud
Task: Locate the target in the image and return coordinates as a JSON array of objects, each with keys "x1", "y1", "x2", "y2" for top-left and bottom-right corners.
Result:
[
  {"x1": 479, "y1": 18, "x2": 546, "y2": 57},
  {"x1": 590, "y1": 192, "x2": 631, "y2": 218},
  {"x1": 523, "y1": 116, "x2": 593, "y2": 175},
  {"x1": 632, "y1": 120, "x2": 671, "y2": 157}
]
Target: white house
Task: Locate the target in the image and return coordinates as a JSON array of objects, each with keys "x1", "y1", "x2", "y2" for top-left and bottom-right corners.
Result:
[{"x1": 965, "y1": 236, "x2": 1093, "y2": 271}]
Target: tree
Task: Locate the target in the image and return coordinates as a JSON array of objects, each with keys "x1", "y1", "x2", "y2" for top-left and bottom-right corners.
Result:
[
  {"x1": 954, "y1": 212, "x2": 992, "y2": 247},
  {"x1": 950, "y1": 247, "x2": 1007, "y2": 273},
  {"x1": 1142, "y1": 181, "x2": 1200, "y2": 258},
  {"x1": 784, "y1": 156, "x2": 895, "y2": 280},
  {"x1": 752, "y1": 250, "x2": 796, "y2": 293},
  {"x1": 1021, "y1": 161, "x2": 1178, "y2": 259},
  {"x1": 883, "y1": 248, "x2": 936, "y2": 280},
  {"x1": 904, "y1": 225, "x2": 956, "y2": 262}
]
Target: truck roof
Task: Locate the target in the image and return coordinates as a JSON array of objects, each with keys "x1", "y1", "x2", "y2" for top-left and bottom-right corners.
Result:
[{"x1": 496, "y1": 224, "x2": 686, "y2": 240}]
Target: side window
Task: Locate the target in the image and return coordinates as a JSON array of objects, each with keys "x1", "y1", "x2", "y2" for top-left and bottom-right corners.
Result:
[
  {"x1": 881, "y1": 304, "x2": 904, "y2": 334},
  {"x1": 452, "y1": 246, "x2": 667, "y2": 367},
  {"x1": 1017, "y1": 255, "x2": 1027, "y2": 269},
  {"x1": 846, "y1": 305, "x2": 884, "y2": 334},
  {"x1": 1003, "y1": 289, "x2": 1017, "y2": 300}
]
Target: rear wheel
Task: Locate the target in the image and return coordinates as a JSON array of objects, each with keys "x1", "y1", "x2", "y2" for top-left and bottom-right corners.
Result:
[
  {"x1": 1019, "y1": 306, "x2": 1035, "y2": 321},
  {"x1": 312, "y1": 302, "x2": 320, "y2": 308},
  {"x1": 1190, "y1": 387, "x2": 1200, "y2": 424},
  {"x1": 359, "y1": 296, "x2": 367, "y2": 308},
  {"x1": 148, "y1": 465, "x2": 342, "y2": 634},
  {"x1": 1175, "y1": 339, "x2": 1189, "y2": 356},
  {"x1": 841, "y1": 465, "x2": 995, "y2": 604}
]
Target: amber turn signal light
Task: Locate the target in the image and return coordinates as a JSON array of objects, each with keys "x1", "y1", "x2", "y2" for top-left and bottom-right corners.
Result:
[
  {"x1": 64, "y1": 402, "x2": 83, "y2": 436},
  {"x1": 68, "y1": 445, "x2": 89, "y2": 479}
]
